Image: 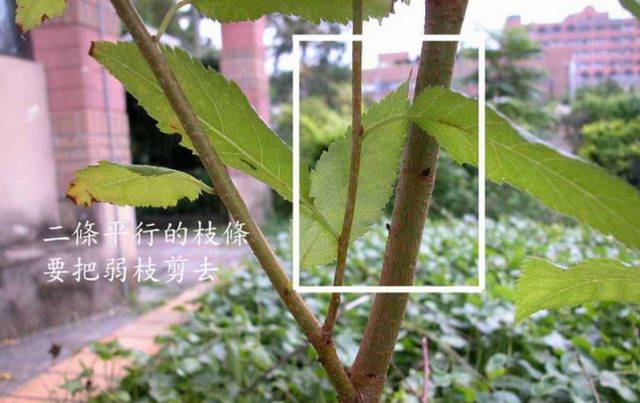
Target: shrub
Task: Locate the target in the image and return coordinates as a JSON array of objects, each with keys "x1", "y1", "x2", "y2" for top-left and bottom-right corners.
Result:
[{"x1": 579, "y1": 118, "x2": 640, "y2": 189}]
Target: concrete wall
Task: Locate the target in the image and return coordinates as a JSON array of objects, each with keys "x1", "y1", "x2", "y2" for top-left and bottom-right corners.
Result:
[{"x1": 0, "y1": 55, "x2": 59, "y2": 247}]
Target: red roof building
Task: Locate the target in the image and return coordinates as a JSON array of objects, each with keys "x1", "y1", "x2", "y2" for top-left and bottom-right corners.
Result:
[
  {"x1": 364, "y1": 7, "x2": 640, "y2": 102},
  {"x1": 362, "y1": 52, "x2": 416, "y2": 101},
  {"x1": 508, "y1": 6, "x2": 640, "y2": 98}
]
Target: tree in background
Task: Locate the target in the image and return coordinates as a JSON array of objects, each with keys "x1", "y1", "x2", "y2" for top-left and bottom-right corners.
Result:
[
  {"x1": 268, "y1": 15, "x2": 345, "y2": 74},
  {"x1": 566, "y1": 80, "x2": 640, "y2": 130},
  {"x1": 565, "y1": 81, "x2": 640, "y2": 189},
  {"x1": 581, "y1": 118, "x2": 640, "y2": 188},
  {"x1": 268, "y1": 15, "x2": 351, "y2": 157},
  {"x1": 268, "y1": 15, "x2": 348, "y2": 108},
  {"x1": 463, "y1": 27, "x2": 555, "y2": 135}
]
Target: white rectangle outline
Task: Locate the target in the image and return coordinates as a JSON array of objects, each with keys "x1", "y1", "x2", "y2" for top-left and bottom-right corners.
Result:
[{"x1": 292, "y1": 34, "x2": 486, "y2": 293}]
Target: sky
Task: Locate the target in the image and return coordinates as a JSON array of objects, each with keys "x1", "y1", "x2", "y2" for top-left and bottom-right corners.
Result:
[{"x1": 198, "y1": 0, "x2": 634, "y2": 71}]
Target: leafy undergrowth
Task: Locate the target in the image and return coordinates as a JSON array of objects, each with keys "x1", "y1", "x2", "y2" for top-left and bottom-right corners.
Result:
[{"x1": 87, "y1": 217, "x2": 639, "y2": 402}]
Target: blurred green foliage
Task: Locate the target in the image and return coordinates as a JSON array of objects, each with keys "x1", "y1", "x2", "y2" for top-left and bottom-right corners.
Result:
[
  {"x1": 274, "y1": 94, "x2": 351, "y2": 169},
  {"x1": 568, "y1": 81, "x2": 640, "y2": 127},
  {"x1": 564, "y1": 82, "x2": 640, "y2": 189},
  {"x1": 580, "y1": 118, "x2": 640, "y2": 189},
  {"x1": 86, "y1": 217, "x2": 639, "y2": 402}
]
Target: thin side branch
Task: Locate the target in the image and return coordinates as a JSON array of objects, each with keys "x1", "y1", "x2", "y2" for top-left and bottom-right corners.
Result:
[
  {"x1": 577, "y1": 353, "x2": 601, "y2": 403},
  {"x1": 421, "y1": 337, "x2": 430, "y2": 403},
  {"x1": 156, "y1": 0, "x2": 192, "y2": 41},
  {"x1": 323, "y1": 0, "x2": 364, "y2": 339},
  {"x1": 107, "y1": 0, "x2": 355, "y2": 400},
  {"x1": 405, "y1": 322, "x2": 487, "y2": 383},
  {"x1": 350, "y1": 1, "x2": 469, "y2": 401}
]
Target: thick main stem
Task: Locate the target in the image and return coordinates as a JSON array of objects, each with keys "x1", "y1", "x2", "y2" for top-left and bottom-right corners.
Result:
[
  {"x1": 323, "y1": 0, "x2": 364, "y2": 338},
  {"x1": 107, "y1": 0, "x2": 355, "y2": 400},
  {"x1": 350, "y1": 1, "x2": 468, "y2": 401}
]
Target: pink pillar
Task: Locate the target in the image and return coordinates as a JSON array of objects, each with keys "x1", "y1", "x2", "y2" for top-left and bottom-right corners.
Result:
[
  {"x1": 221, "y1": 18, "x2": 272, "y2": 223},
  {"x1": 30, "y1": 0, "x2": 135, "y2": 237}
]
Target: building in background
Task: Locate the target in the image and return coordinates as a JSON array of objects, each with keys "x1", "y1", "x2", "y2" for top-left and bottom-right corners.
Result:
[
  {"x1": 507, "y1": 6, "x2": 640, "y2": 99},
  {"x1": 364, "y1": 6, "x2": 640, "y2": 102},
  {"x1": 363, "y1": 52, "x2": 416, "y2": 101}
]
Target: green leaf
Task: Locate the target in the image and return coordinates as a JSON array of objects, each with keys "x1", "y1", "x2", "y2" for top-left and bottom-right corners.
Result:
[
  {"x1": 90, "y1": 41, "x2": 302, "y2": 202},
  {"x1": 515, "y1": 257, "x2": 640, "y2": 322},
  {"x1": 600, "y1": 370, "x2": 638, "y2": 401},
  {"x1": 192, "y1": 0, "x2": 407, "y2": 23},
  {"x1": 301, "y1": 83, "x2": 409, "y2": 267},
  {"x1": 409, "y1": 87, "x2": 640, "y2": 250},
  {"x1": 16, "y1": 0, "x2": 66, "y2": 32},
  {"x1": 620, "y1": 0, "x2": 640, "y2": 20},
  {"x1": 67, "y1": 161, "x2": 212, "y2": 208}
]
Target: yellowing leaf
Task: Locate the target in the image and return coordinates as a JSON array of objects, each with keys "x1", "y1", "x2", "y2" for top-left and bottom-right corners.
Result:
[
  {"x1": 192, "y1": 0, "x2": 407, "y2": 23},
  {"x1": 16, "y1": 0, "x2": 66, "y2": 32},
  {"x1": 515, "y1": 258, "x2": 640, "y2": 322},
  {"x1": 301, "y1": 83, "x2": 409, "y2": 267},
  {"x1": 67, "y1": 161, "x2": 212, "y2": 208},
  {"x1": 409, "y1": 87, "x2": 640, "y2": 250},
  {"x1": 90, "y1": 41, "x2": 304, "y2": 202}
]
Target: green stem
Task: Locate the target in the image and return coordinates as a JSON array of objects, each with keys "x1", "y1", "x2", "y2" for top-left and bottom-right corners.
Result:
[
  {"x1": 156, "y1": 0, "x2": 192, "y2": 41},
  {"x1": 107, "y1": 0, "x2": 356, "y2": 400},
  {"x1": 403, "y1": 322, "x2": 487, "y2": 382},
  {"x1": 202, "y1": 183, "x2": 215, "y2": 195},
  {"x1": 350, "y1": 1, "x2": 469, "y2": 401},
  {"x1": 322, "y1": 0, "x2": 364, "y2": 339}
]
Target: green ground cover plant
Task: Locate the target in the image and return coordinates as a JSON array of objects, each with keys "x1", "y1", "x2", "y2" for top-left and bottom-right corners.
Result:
[{"x1": 81, "y1": 218, "x2": 639, "y2": 402}]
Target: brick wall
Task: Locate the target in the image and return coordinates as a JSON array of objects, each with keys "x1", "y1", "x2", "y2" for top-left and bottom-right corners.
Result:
[
  {"x1": 30, "y1": 0, "x2": 135, "y2": 240},
  {"x1": 221, "y1": 18, "x2": 273, "y2": 223}
]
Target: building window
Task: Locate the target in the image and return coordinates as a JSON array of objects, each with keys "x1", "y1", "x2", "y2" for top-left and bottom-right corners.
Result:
[{"x1": 0, "y1": 0, "x2": 32, "y2": 59}]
